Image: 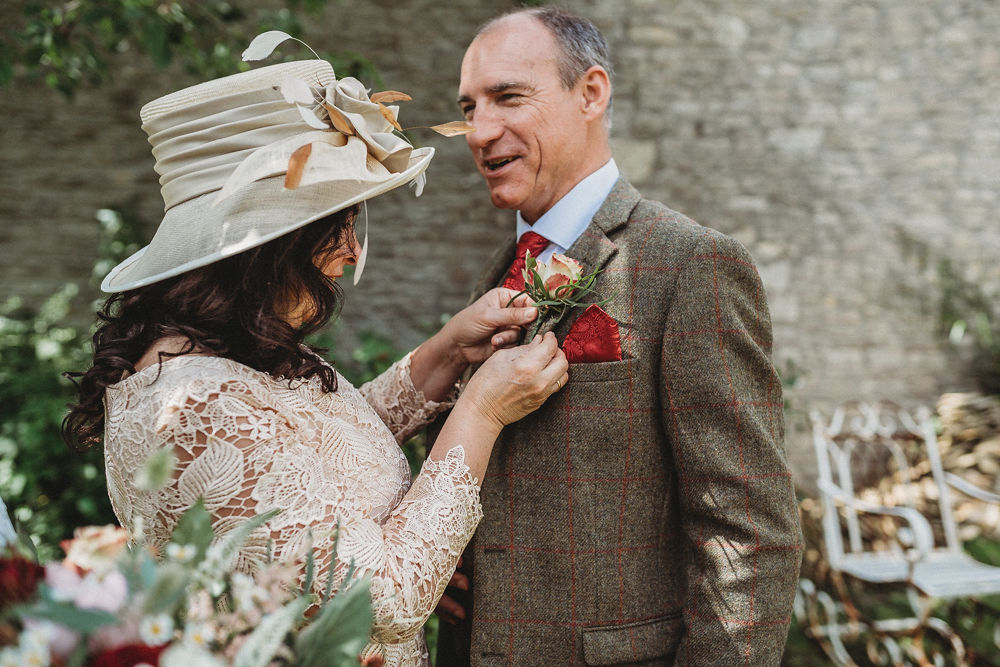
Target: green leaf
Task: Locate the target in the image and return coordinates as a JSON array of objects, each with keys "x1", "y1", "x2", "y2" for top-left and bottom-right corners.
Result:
[
  {"x1": 233, "y1": 595, "x2": 310, "y2": 667},
  {"x1": 302, "y1": 531, "x2": 316, "y2": 593},
  {"x1": 319, "y1": 523, "x2": 342, "y2": 605},
  {"x1": 18, "y1": 597, "x2": 117, "y2": 633},
  {"x1": 142, "y1": 562, "x2": 191, "y2": 616},
  {"x1": 170, "y1": 499, "x2": 214, "y2": 560},
  {"x1": 142, "y1": 19, "x2": 171, "y2": 68},
  {"x1": 201, "y1": 508, "x2": 281, "y2": 579},
  {"x1": 295, "y1": 577, "x2": 373, "y2": 667}
]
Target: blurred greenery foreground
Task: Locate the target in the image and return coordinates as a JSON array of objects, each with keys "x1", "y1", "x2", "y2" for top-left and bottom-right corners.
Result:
[{"x1": 1, "y1": 498, "x2": 374, "y2": 666}]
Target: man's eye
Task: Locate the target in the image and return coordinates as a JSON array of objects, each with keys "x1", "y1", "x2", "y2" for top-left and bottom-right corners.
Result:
[{"x1": 461, "y1": 105, "x2": 474, "y2": 118}]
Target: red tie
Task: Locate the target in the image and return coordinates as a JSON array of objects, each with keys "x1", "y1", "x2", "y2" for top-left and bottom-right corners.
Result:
[{"x1": 503, "y1": 231, "x2": 550, "y2": 290}]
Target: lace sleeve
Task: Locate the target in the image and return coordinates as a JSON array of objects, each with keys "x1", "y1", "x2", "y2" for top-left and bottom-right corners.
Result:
[
  {"x1": 365, "y1": 446, "x2": 483, "y2": 642},
  {"x1": 359, "y1": 351, "x2": 458, "y2": 443},
  {"x1": 133, "y1": 374, "x2": 481, "y2": 646}
]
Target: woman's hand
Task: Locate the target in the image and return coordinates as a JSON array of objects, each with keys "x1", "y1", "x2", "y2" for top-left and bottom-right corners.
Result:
[
  {"x1": 460, "y1": 332, "x2": 569, "y2": 430},
  {"x1": 432, "y1": 332, "x2": 568, "y2": 480},
  {"x1": 442, "y1": 288, "x2": 538, "y2": 365},
  {"x1": 410, "y1": 288, "x2": 537, "y2": 403}
]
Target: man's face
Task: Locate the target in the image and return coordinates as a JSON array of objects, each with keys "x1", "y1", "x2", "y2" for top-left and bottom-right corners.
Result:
[{"x1": 458, "y1": 16, "x2": 593, "y2": 222}]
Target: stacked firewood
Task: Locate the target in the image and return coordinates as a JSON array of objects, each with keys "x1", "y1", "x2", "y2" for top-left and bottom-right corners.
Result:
[
  {"x1": 935, "y1": 392, "x2": 1000, "y2": 540},
  {"x1": 797, "y1": 393, "x2": 1000, "y2": 584}
]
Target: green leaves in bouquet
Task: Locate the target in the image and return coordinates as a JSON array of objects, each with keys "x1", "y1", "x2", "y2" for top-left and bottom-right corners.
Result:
[
  {"x1": 295, "y1": 574, "x2": 374, "y2": 667},
  {"x1": 15, "y1": 587, "x2": 117, "y2": 634},
  {"x1": 170, "y1": 498, "x2": 215, "y2": 562},
  {"x1": 513, "y1": 254, "x2": 608, "y2": 340},
  {"x1": 233, "y1": 595, "x2": 311, "y2": 667}
]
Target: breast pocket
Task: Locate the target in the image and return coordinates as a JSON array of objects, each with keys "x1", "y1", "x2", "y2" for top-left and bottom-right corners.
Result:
[{"x1": 567, "y1": 357, "x2": 635, "y2": 384}]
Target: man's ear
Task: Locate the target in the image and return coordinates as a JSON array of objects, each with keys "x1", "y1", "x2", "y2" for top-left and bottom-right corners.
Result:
[{"x1": 579, "y1": 65, "x2": 611, "y2": 120}]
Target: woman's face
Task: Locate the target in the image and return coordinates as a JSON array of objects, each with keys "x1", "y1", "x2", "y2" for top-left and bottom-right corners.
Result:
[
  {"x1": 282, "y1": 227, "x2": 361, "y2": 327},
  {"x1": 316, "y1": 230, "x2": 362, "y2": 281}
]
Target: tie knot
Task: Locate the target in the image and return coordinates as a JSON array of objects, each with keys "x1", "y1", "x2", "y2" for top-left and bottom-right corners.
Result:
[
  {"x1": 503, "y1": 231, "x2": 551, "y2": 291},
  {"x1": 516, "y1": 230, "x2": 549, "y2": 259}
]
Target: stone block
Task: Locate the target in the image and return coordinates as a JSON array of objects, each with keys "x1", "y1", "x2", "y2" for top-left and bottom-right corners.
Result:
[
  {"x1": 767, "y1": 127, "x2": 825, "y2": 156},
  {"x1": 609, "y1": 137, "x2": 658, "y2": 183}
]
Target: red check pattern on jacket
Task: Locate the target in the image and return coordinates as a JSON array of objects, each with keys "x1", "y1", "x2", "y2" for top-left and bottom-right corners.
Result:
[{"x1": 437, "y1": 179, "x2": 803, "y2": 667}]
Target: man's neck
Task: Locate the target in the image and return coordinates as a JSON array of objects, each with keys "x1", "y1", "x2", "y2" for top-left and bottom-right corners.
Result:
[{"x1": 515, "y1": 159, "x2": 619, "y2": 258}]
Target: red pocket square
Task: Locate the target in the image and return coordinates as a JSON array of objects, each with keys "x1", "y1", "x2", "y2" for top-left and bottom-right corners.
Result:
[{"x1": 562, "y1": 305, "x2": 622, "y2": 363}]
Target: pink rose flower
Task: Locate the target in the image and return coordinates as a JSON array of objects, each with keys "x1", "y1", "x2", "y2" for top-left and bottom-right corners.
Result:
[
  {"x1": 61, "y1": 525, "x2": 128, "y2": 574},
  {"x1": 536, "y1": 253, "x2": 583, "y2": 298}
]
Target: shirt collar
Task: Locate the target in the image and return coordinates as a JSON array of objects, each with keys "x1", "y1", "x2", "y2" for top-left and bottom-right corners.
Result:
[{"x1": 515, "y1": 159, "x2": 620, "y2": 250}]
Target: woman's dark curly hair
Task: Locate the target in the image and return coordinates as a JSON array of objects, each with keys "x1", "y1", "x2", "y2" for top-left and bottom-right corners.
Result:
[{"x1": 62, "y1": 205, "x2": 360, "y2": 452}]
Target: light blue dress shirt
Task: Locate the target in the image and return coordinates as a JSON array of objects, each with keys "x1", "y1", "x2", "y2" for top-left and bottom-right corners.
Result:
[{"x1": 514, "y1": 159, "x2": 620, "y2": 262}]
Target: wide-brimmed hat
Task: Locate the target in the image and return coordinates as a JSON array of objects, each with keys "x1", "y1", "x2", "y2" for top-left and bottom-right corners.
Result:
[{"x1": 101, "y1": 57, "x2": 433, "y2": 292}]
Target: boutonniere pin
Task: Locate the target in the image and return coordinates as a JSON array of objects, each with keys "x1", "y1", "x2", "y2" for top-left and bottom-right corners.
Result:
[{"x1": 508, "y1": 251, "x2": 609, "y2": 341}]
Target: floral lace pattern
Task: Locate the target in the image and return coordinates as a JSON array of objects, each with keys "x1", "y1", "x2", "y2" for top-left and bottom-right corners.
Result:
[{"x1": 104, "y1": 352, "x2": 482, "y2": 666}]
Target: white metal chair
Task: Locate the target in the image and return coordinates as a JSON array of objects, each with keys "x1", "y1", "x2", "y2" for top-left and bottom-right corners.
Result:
[{"x1": 795, "y1": 401, "x2": 1000, "y2": 665}]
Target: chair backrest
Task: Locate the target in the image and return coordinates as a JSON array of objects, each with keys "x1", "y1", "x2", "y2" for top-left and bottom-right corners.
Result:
[{"x1": 810, "y1": 402, "x2": 962, "y2": 568}]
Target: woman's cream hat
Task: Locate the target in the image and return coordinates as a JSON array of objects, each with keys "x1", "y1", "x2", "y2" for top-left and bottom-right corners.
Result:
[{"x1": 102, "y1": 46, "x2": 434, "y2": 293}]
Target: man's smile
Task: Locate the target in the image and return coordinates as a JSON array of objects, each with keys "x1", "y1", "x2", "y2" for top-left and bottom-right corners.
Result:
[{"x1": 483, "y1": 156, "x2": 520, "y2": 173}]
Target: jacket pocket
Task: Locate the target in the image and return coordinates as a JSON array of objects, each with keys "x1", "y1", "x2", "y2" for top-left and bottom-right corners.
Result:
[
  {"x1": 582, "y1": 612, "x2": 683, "y2": 665},
  {"x1": 566, "y1": 357, "x2": 634, "y2": 383}
]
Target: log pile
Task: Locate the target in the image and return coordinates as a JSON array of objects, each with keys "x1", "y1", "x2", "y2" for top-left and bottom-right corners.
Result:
[
  {"x1": 935, "y1": 392, "x2": 1000, "y2": 540},
  {"x1": 798, "y1": 392, "x2": 1000, "y2": 584}
]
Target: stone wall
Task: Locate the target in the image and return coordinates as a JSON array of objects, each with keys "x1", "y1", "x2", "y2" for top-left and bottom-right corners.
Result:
[{"x1": 2, "y1": 0, "x2": 998, "y2": 485}]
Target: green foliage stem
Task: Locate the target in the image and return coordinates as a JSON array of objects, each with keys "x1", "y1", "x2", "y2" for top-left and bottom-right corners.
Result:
[{"x1": 938, "y1": 258, "x2": 1000, "y2": 395}]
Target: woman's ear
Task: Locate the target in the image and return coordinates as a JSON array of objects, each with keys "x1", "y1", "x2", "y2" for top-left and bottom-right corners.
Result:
[{"x1": 579, "y1": 65, "x2": 611, "y2": 120}]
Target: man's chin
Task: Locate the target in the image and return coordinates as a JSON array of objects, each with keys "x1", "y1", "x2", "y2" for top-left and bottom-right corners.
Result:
[{"x1": 487, "y1": 187, "x2": 524, "y2": 212}]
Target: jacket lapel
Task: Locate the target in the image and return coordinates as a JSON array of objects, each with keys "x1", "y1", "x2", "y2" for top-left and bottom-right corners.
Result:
[
  {"x1": 537, "y1": 178, "x2": 641, "y2": 338},
  {"x1": 472, "y1": 178, "x2": 643, "y2": 336}
]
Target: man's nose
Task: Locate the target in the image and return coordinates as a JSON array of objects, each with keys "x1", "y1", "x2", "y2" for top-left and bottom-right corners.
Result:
[{"x1": 466, "y1": 109, "x2": 503, "y2": 150}]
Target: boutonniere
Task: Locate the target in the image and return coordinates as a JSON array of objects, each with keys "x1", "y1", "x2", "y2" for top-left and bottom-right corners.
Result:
[{"x1": 508, "y1": 251, "x2": 609, "y2": 341}]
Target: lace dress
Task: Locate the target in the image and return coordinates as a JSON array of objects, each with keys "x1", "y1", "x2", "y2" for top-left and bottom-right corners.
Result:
[{"x1": 103, "y1": 353, "x2": 482, "y2": 666}]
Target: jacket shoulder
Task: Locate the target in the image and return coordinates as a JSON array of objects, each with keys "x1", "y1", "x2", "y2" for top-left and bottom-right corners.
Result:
[{"x1": 617, "y1": 189, "x2": 753, "y2": 264}]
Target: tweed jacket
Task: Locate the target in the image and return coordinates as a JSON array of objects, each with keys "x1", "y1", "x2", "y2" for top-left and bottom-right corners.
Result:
[{"x1": 436, "y1": 179, "x2": 802, "y2": 666}]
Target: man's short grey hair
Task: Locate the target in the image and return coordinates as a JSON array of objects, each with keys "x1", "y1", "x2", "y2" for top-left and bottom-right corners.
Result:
[{"x1": 479, "y1": 6, "x2": 614, "y2": 124}]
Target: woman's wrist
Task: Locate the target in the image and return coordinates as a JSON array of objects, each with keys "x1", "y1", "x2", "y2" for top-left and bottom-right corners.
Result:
[
  {"x1": 410, "y1": 330, "x2": 468, "y2": 402},
  {"x1": 451, "y1": 394, "x2": 504, "y2": 438}
]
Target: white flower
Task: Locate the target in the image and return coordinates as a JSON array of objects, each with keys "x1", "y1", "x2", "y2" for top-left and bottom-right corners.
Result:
[
  {"x1": 231, "y1": 572, "x2": 267, "y2": 612},
  {"x1": 44, "y1": 563, "x2": 82, "y2": 603},
  {"x1": 21, "y1": 623, "x2": 55, "y2": 651},
  {"x1": 166, "y1": 542, "x2": 197, "y2": 563},
  {"x1": 0, "y1": 648, "x2": 21, "y2": 667},
  {"x1": 139, "y1": 614, "x2": 175, "y2": 645},
  {"x1": 183, "y1": 622, "x2": 216, "y2": 647},
  {"x1": 75, "y1": 570, "x2": 128, "y2": 612},
  {"x1": 19, "y1": 644, "x2": 50, "y2": 667}
]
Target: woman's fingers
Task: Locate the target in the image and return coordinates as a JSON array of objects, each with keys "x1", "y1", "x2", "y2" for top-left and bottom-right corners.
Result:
[
  {"x1": 435, "y1": 592, "x2": 466, "y2": 624},
  {"x1": 487, "y1": 304, "x2": 537, "y2": 329},
  {"x1": 491, "y1": 327, "x2": 522, "y2": 349}
]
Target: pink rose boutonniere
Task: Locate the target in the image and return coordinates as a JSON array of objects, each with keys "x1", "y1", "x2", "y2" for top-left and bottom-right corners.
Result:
[{"x1": 509, "y1": 251, "x2": 609, "y2": 340}]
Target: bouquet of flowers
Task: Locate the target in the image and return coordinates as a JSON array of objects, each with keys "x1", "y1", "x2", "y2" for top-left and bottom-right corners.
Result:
[
  {"x1": 509, "y1": 251, "x2": 608, "y2": 340},
  {"x1": 0, "y1": 502, "x2": 374, "y2": 667}
]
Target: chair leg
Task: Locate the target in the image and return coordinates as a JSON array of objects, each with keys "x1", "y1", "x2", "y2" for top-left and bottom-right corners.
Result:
[
  {"x1": 796, "y1": 578, "x2": 863, "y2": 666},
  {"x1": 796, "y1": 577, "x2": 969, "y2": 666}
]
